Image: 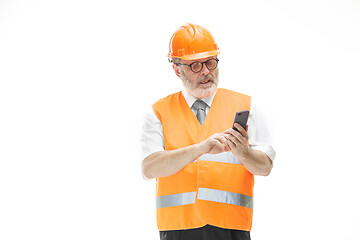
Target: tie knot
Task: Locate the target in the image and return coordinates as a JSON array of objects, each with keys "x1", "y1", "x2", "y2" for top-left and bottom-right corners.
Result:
[{"x1": 192, "y1": 100, "x2": 207, "y2": 111}]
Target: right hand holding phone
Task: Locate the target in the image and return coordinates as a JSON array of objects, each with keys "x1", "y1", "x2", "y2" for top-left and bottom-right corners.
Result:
[{"x1": 224, "y1": 123, "x2": 250, "y2": 159}]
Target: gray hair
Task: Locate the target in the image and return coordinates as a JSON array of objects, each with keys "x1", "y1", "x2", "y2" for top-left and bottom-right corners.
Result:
[{"x1": 169, "y1": 57, "x2": 181, "y2": 65}]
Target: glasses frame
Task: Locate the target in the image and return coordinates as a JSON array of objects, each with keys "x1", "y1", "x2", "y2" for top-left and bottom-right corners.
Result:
[{"x1": 175, "y1": 58, "x2": 219, "y2": 73}]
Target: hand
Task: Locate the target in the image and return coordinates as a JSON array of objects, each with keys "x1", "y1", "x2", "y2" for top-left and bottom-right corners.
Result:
[
  {"x1": 224, "y1": 123, "x2": 250, "y2": 159},
  {"x1": 201, "y1": 133, "x2": 231, "y2": 154}
]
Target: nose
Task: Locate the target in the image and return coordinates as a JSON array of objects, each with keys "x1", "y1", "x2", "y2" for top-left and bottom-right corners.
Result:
[{"x1": 200, "y1": 63, "x2": 210, "y2": 75}]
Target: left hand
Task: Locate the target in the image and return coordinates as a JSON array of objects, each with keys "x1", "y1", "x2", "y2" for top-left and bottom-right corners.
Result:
[{"x1": 224, "y1": 123, "x2": 250, "y2": 159}]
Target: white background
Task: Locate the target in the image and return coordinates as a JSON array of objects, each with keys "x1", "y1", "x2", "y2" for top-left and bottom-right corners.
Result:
[{"x1": 1, "y1": 0, "x2": 360, "y2": 239}]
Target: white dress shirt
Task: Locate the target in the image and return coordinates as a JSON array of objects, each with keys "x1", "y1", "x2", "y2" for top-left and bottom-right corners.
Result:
[{"x1": 141, "y1": 89, "x2": 276, "y2": 162}]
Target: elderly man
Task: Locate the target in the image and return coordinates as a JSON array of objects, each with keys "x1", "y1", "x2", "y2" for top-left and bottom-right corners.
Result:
[{"x1": 141, "y1": 23, "x2": 275, "y2": 240}]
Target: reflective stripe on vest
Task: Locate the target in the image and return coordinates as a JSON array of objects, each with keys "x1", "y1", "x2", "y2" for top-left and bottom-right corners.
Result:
[
  {"x1": 156, "y1": 191, "x2": 197, "y2": 209},
  {"x1": 198, "y1": 152, "x2": 242, "y2": 165},
  {"x1": 156, "y1": 188, "x2": 253, "y2": 209},
  {"x1": 197, "y1": 187, "x2": 253, "y2": 209},
  {"x1": 153, "y1": 89, "x2": 253, "y2": 231}
]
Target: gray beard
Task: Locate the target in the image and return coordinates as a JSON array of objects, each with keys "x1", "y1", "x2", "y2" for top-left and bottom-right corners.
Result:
[{"x1": 180, "y1": 69, "x2": 219, "y2": 99}]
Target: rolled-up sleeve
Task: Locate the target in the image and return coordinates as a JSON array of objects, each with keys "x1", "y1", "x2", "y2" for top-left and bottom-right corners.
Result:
[
  {"x1": 247, "y1": 100, "x2": 276, "y2": 162},
  {"x1": 140, "y1": 106, "x2": 165, "y2": 161}
]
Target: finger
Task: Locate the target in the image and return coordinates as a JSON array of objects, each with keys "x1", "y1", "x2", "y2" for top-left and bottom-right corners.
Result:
[
  {"x1": 234, "y1": 124, "x2": 249, "y2": 141},
  {"x1": 214, "y1": 135, "x2": 229, "y2": 145},
  {"x1": 234, "y1": 123, "x2": 247, "y2": 136},
  {"x1": 226, "y1": 133, "x2": 239, "y2": 147},
  {"x1": 234, "y1": 123, "x2": 245, "y2": 135},
  {"x1": 220, "y1": 139, "x2": 231, "y2": 151},
  {"x1": 228, "y1": 127, "x2": 244, "y2": 143},
  {"x1": 223, "y1": 128, "x2": 232, "y2": 134},
  {"x1": 216, "y1": 139, "x2": 231, "y2": 152},
  {"x1": 227, "y1": 138, "x2": 236, "y2": 150},
  {"x1": 215, "y1": 141, "x2": 225, "y2": 151},
  {"x1": 230, "y1": 129, "x2": 249, "y2": 148},
  {"x1": 220, "y1": 134, "x2": 231, "y2": 149},
  {"x1": 218, "y1": 135, "x2": 232, "y2": 151}
]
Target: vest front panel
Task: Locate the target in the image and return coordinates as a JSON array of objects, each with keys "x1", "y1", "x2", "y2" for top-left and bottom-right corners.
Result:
[{"x1": 153, "y1": 88, "x2": 253, "y2": 231}]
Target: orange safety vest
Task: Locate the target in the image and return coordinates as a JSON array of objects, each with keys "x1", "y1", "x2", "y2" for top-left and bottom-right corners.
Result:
[{"x1": 152, "y1": 88, "x2": 253, "y2": 231}]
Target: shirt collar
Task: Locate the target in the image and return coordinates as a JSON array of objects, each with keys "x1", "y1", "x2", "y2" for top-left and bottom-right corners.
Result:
[{"x1": 182, "y1": 88, "x2": 216, "y2": 108}]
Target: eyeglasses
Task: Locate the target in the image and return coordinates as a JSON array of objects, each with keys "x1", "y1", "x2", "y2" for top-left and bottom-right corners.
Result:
[{"x1": 176, "y1": 58, "x2": 219, "y2": 73}]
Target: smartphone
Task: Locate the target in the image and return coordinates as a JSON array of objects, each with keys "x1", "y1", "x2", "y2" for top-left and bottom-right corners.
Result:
[{"x1": 232, "y1": 110, "x2": 249, "y2": 132}]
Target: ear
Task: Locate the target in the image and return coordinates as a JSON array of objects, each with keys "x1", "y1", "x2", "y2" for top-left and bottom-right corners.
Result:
[{"x1": 172, "y1": 64, "x2": 181, "y2": 78}]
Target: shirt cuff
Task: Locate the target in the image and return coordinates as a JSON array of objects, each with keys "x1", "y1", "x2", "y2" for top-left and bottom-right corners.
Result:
[{"x1": 250, "y1": 145, "x2": 276, "y2": 162}]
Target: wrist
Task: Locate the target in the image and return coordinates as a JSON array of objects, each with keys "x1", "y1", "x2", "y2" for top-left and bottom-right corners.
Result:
[
  {"x1": 235, "y1": 145, "x2": 252, "y2": 160},
  {"x1": 195, "y1": 140, "x2": 209, "y2": 155}
]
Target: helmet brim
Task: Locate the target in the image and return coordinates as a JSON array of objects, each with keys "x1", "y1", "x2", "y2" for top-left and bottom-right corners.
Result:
[{"x1": 169, "y1": 50, "x2": 220, "y2": 61}]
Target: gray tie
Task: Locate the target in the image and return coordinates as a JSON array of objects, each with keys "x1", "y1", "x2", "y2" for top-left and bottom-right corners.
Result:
[{"x1": 192, "y1": 100, "x2": 207, "y2": 125}]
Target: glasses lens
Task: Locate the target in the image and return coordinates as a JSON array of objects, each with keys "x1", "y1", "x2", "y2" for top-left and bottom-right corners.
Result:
[
  {"x1": 206, "y1": 59, "x2": 218, "y2": 70},
  {"x1": 191, "y1": 62, "x2": 202, "y2": 73}
]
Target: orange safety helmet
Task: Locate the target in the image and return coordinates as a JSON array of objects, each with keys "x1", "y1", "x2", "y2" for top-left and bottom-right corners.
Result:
[{"x1": 168, "y1": 23, "x2": 220, "y2": 61}]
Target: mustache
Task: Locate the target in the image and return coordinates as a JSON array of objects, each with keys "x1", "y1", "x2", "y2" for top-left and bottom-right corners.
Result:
[{"x1": 197, "y1": 74, "x2": 215, "y2": 83}]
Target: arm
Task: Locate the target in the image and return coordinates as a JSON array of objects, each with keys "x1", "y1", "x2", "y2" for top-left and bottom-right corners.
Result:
[
  {"x1": 142, "y1": 133, "x2": 230, "y2": 179},
  {"x1": 225, "y1": 123, "x2": 273, "y2": 176}
]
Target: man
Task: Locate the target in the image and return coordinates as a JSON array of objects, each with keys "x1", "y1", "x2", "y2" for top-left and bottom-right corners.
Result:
[{"x1": 141, "y1": 23, "x2": 276, "y2": 240}]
